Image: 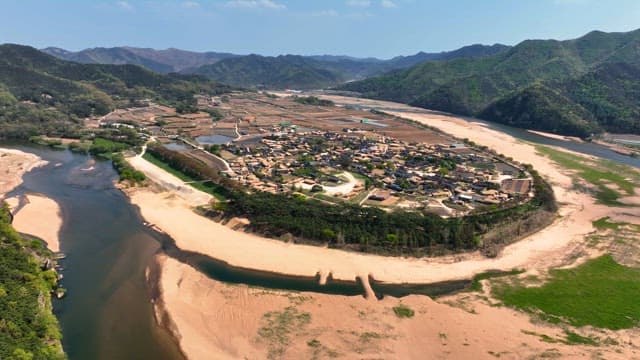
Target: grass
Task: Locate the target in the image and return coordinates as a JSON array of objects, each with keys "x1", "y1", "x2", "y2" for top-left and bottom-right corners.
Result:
[
  {"x1": 258, "y1": 306, "x2": 311, "y2": 359},
  {"x1": 592, "y1": 217, "x2": 622, "y2": 230},
  {"x1": 392, "y1": 303, "x2": 415, "y2": 318},
  {"x1": 493, "y1": 255, "x2": 640, "y2": 329},
  {"x1": 469, "y1": 269, "x2": 525, "y2": 292},
  {"x1": 535, "y1": 145, "x2": 638, "y2": 206},
  {"x1": 592, "y1": 216, "x2": 640, "y2": 232},
  {"x1": 142, "y1": 152, "x2": 226, "y2": 200},
  {"x1": 521, "y1": 330, "x2": 598, "y2": 346}
]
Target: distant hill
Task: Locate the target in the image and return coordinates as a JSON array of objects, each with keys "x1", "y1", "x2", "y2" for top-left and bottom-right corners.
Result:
[
  {"x1": 0, "y1": 44, "x2": 230, "y2": 138},
  {"x1": 340, "y1": 29, "x2": 640, "y2": 136},
  {"x1": 41, "y1": 46, "x2": 237, "y2": 73},
  {"x1": 42, "y1": 44, "x2": 510, "y2": 89},
  {"x1": 187, "y1": 54, "x2": 345, "y2": 90},
  {"x1": 383, "y1": 44, "x2": 510, "y2": 70}
]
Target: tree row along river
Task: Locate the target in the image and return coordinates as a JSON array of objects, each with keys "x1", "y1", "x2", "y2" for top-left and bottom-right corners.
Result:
[{"x1": 4, "y1": 122, "x2": 637, "y2": 360}]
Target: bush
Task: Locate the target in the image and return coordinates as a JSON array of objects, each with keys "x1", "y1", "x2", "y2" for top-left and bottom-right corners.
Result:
[{"x1": 393, "y1": 304, "x2": 415, "y2": 318}]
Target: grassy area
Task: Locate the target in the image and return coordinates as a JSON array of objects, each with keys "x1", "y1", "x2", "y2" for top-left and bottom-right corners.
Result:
[
  {"x1": 142, "y1": 152, "x2": 226, "y2": 200},
  {"x1": 535, "y1": 145, "x2": 638, "y2": 206},
  {"x1": 493, "y1": 255, "x2": 640, "y2": 329},
  {"x1": 469, "y1": 269, "x2": 525, "y2": 292},
  {"x1": 392, "y1": 303, "x2": 415, "y2": 318},
  {"x1": 258, "y1": 306, "x2": 311, "y2": 359},
  {"x1": 592, "y1": 216, "x2": 640, "y2": 232}
]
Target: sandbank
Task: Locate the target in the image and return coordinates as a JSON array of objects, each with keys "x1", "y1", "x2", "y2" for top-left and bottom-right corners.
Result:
[
  {"x1": 154, "y1": 255, "x2": 637, "y2": 360},
  {"x1": 7, "y1": 194, "x2": 62, "y2": 252},
  {"x1": 0, "y1": 147, "x2": 47, "y2": 197}
]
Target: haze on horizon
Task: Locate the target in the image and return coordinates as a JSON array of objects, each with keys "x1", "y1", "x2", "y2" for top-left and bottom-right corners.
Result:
[{"x1": 1, "y1": 0, "x2": 639, "y2": 58}]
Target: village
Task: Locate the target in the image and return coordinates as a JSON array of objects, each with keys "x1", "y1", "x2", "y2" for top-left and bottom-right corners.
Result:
[
  {"x1": 219, "y1": 129, "x2": 533, "y2": 217},
  {"x1": 91, "y1": 92, "x2": 534, "y2": 217}
]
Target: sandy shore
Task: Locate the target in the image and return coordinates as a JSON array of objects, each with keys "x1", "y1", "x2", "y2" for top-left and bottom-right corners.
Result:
[
  {"x1": 0, "y1": 147, "x2": 47, "y2": 197},
  {"x1": 154, "y1": 255, "x2": 637, "y2": 360},
  {"x1": 527, "y1": 129, "x2": 584, "y2": 142},
  {"x1": 6, "y1": 194, "x2": 63, "y2": 252}
]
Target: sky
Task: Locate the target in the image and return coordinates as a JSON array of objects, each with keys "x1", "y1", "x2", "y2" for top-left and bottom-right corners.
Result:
[{"x1": 1, "y1": 0, "x2": 639, "y2": 58}]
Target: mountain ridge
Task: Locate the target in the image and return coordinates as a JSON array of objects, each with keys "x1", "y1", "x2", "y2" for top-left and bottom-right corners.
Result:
[{"x1": 339, "y1": 28, "x2": 640, "y2": 136}]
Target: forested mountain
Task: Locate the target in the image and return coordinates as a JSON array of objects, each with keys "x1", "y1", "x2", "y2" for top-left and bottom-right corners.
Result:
[
  {"x1": 43, "y1": 44, "x2": 509, "y2": 89},
  {"x1": 340, "y1": 29, "x2": 640, "y2": 137},
  {"x1": 42, "y1": 46, "x2": 237, "y2": 73},
  {"x1": 0, "y1": 44, "x2": 230, "y2": 138},
  {"x1": 188, "y1": 54, "x2": 346, "y2": 89}
]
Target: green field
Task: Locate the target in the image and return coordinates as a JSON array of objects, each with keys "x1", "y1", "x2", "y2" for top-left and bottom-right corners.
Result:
[
  {"x1": 535, "y1": 145, "x2": 639, "y2": 206},
  {"x1": 142, "y1": 152, "x2": 226, "y2": 200},
  {"x1": 493, "y1": 255, "x2": 640, "y2": 330}
]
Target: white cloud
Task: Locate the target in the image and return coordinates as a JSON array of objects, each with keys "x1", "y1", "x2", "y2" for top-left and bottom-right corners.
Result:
[
  {"x1": 116, "y1": 1, "x2": 133, "y2": 11},
  {"x1": 312, "y1": 9, "x2": 339, "y2": 17},
  {"x1": 347, "y1": 0, "x2": 371, "y2": 7},
  {"x1": 182, "y1": 1, "x2": 200, "y2": 9},
  {"x1": 224, "y1": 0, "x2": 286, "y2": 10},
  {"x1": 380, "y1": 0, "x2": 397, "y2": 8}
]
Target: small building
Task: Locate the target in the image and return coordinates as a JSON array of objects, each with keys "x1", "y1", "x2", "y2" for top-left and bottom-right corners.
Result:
[{"x1": 501, "y1": 179, "x2": 531, "y2": 194}]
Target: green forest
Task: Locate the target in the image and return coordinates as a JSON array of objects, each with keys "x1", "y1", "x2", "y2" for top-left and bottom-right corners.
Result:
[
  {"x1": 0, "y1": 204, "x2": 65, "y2": 360},
  {"x1": 147, "y1": 145, "x2": 556, "y2": 256},
  {"x1": 340, "y1": 29, "x2": 640, "y2": 137}
]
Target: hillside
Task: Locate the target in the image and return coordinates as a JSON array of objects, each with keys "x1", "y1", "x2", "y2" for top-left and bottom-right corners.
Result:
[
  {"x1": 188, "y1": 54, "x2": 347, "y2": 89},
  {"x1": 42, "y1": 46, "x2": 237, "y2": 73},
  {"x1": 0, "y1": 44, "x2": 230, "y2": 138},
  {"x1": 340, "y1": 29, "x2": 640, "y2": 136}
]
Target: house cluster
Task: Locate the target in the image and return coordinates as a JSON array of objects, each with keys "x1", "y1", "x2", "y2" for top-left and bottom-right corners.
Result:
[{"x1": 222, "y1": 130, "x2": 533, "y2": 211}]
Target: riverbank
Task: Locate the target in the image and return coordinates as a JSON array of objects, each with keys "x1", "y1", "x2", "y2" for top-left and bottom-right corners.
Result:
[
  {"x1": 153, "y1": 254, "x2": 635, "y2": 359},
  {"x1": 0, "y1": 147, "x2": 47, "y2": 197},
  {"x1": 0, "y1": 148, "x2": 62, "y2": 252},
  {"x1": 5, "y1": 194, "x2": 62, "y2": 252}
]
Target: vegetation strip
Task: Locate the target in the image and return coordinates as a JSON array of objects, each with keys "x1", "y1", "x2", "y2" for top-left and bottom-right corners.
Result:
[
  {"x1": 0, "y1": 204, "x2": 65, "y2": 359},
  {"x1": 535, "y1": 144, "x2": 639, "y2": 206}
]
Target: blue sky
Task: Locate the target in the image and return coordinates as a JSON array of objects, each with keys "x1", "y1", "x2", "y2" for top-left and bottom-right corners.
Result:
[{"x1": 1, "y1": 0, "x2": 639, "y2": 58}]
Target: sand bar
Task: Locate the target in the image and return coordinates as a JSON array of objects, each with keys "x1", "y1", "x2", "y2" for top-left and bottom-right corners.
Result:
[
  {"x1": 0, "y1": 147, "x2": 47, "y2": 197},
  {"x1": 7, "y1": 194, "x2": 62, "y2": 252},
  {"x1": 155, "y1": 255, "x2": 637, "y2": 360}
]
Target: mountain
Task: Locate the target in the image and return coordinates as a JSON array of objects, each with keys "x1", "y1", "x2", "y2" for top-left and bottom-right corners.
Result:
[
  {"x1": 340, "y1": 29, "x2": 640, "y2": 136},
  {"x1": 384, "y1": 44, "x2": 510, "y2": 69},
  {"x1": 0, "y1": 44, "x2": 230, "y2": 138},
  {"x1": 43, "y1": 44, "x2": 510, "y2": 89},
  {"x1": 41, "y1": 46, "x2": 237, "y2": 73},
  {"x1": 187, "y1": 54, "x2": 345, "y2": 90}
]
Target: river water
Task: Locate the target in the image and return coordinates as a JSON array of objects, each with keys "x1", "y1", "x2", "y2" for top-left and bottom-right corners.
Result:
[{"x1": 6, "y1": 146, "x2": 185, "y2": 360}]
